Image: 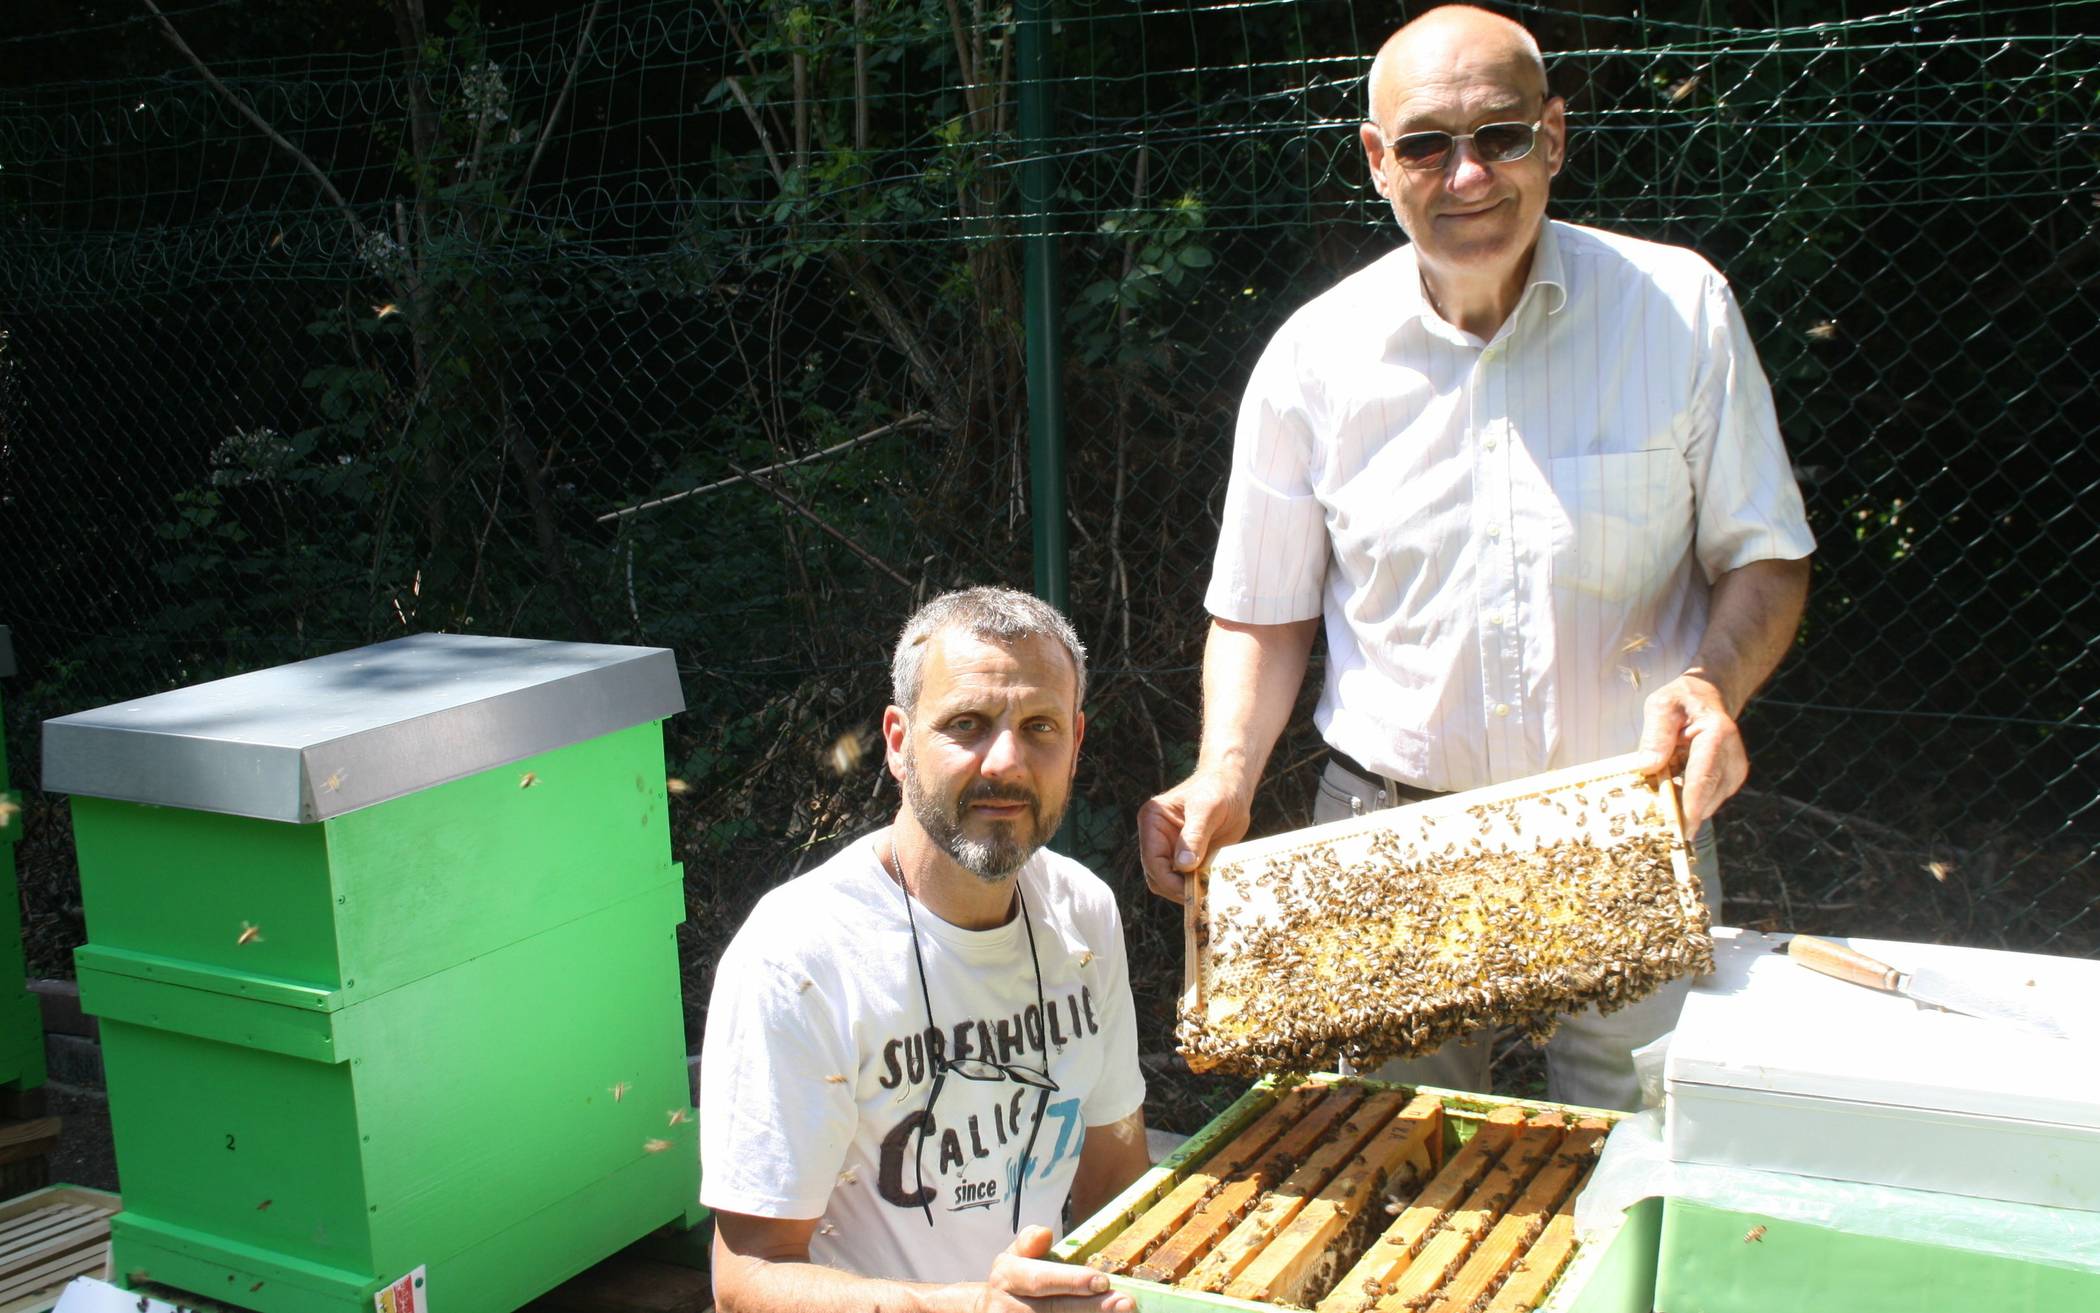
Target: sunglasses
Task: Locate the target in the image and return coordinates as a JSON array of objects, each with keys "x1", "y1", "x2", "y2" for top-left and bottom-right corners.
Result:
[
  {"x1": 899, "y1": 865, "x2": 1061, "y2": 1233},
  {"x1": 1379, "y1": 119, "x2": 1543, "y2": 171}
]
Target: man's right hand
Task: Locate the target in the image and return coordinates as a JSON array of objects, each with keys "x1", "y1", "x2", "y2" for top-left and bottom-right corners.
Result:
[
  {"x1": 973, "y1": 1226, "x2": 1132, "y2": 1312},
  {"x1": 1137, "y1": 771, "x2": 1252, "y2": 904}
]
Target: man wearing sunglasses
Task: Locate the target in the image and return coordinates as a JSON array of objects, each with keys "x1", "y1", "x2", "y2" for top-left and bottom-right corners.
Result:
[
  {"x1": 705, "y1": 587, "x2": 1149, "y2": 1313},
  {"x1": 1139, "y1": 4, "x2": 1813, "y2": 1109}
]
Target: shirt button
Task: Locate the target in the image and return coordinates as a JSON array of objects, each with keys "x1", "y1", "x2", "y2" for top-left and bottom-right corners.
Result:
[
  {"x1": 1484, "y1": 436, "x2": 1499, "y2": 451},
  {"x1": 1486, "y1": 524, "x2": 1502, "y2": 540},
  {"x1": 1493, "y1": 702, "x2": 1511, "y2": 718},
  {"x1": 1487, "y1": 611, "x2": 1505, "y2": 627}
]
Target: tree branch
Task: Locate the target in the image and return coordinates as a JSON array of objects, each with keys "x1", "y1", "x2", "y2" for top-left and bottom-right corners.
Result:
[
  {"x1": 523, "y1": 0, "x2": 604, "y2": 190},
  {"x1": 723, "y1": 461, "x2": 915, "y2": 590},
  {"x1": 141, "y1": 0, "x2": 368, "y2": 245}
]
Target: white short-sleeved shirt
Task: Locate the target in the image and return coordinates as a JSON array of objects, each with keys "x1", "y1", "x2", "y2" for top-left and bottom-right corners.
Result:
[
  {"x1": 699, "y1": 834, "x2": 1147, "y2": 1284},
  {"x1": 1206, "y1": 220, "x2": 1815, "y2": 792}
]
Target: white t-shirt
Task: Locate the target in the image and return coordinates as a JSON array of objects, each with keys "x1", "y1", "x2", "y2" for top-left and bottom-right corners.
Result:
[
  {"x1": 1206, "y1": 220, "x2": 1815, "y2": 792},
  {"x1": 699, "y1": 833, "x2": 1147, "y2": 1284}
]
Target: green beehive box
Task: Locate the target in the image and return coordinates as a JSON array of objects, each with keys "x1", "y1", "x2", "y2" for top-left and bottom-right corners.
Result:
[
  {"x1": 43, "y1": 635, "x2": 702, "y2": 1313},
  {"x1": 0, "y1": 624, "x2": 46, "y2": 1092},
  {"x1": 1653, "y1": 1187, "x2": 2100, "y2": 1312},
  {"x1": 1055, "y1": 1076, "x2": 1658, "y2": 1313}
]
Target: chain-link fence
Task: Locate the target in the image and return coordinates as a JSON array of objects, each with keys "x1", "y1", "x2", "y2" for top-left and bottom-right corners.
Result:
[{"x1": 2, "y1": 0, "x2": 2095, "y2": 1109}]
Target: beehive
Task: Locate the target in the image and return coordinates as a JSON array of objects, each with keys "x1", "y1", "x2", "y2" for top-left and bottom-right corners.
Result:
[
  {"x1": 1179, "y1": 754, "x2": 1712, "y2": 1077},
  {"x1": 1058, "y1": 1077, "x2": 1633, "y2": 1313}
]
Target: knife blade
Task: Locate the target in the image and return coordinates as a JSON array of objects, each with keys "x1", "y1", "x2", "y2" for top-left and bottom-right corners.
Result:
[{"x1": 1786, "y1": 935, "x2": 2069, "y2": 1039}]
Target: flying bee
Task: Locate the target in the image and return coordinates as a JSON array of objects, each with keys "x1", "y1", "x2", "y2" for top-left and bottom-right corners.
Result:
[
  {"x1": 1744, "y1": 1225, "x2": 1767, "y2": 1243},
  {"x1": 666, "y1": 778, "x2": 693, "y2": 797},
  {"x1": 667, "y1": 1108, "x2": 692, "y2": 1126},
  {"x1": 642, "y1": 1139, "x2": 672, "y2": 1153},
  {"x1": 519, "y1": 772, "x2": 539, "y2": 788},
  {"x1": 236, "y1": 922, "x2": 263, "y2": 946},
  {"x1": 610, "y1": 1082, "x2": 630, "y2": 1102},
  {"x1": 824, "y1": 1073, "x2": 849, "y2": 1085}
]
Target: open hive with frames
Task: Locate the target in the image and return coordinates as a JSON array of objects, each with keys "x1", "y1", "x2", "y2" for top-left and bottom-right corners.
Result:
[
  {"x1": 1176, "y1": 753, "x2": 1713, "y2": 1079},
  {"x1": 1055, "y1": 1076, "x2": 1645, "y2": 1313}
]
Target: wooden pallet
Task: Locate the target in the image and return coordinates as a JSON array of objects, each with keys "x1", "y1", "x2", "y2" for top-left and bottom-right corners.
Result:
[
  {"x1": 1180, "y1": 753, "x2": 1708, "y2": 1076},
  {"x1": 0, "y1": 1185, "x2": 120, "y2": 1313}
]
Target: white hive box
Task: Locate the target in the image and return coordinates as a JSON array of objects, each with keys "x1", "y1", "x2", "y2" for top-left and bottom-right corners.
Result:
[{"x1": 1664, "y1": 929, "x2": 2100, "y2": 1211}]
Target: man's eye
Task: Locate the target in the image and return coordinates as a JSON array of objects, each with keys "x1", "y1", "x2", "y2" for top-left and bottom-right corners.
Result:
[{"x1": 948, "y1": 716, "x2": 981, "y2": 734}]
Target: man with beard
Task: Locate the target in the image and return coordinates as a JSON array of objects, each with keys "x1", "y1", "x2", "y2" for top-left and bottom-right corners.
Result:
[{"x1": 703, "y1": 587, "x2": 1148, "y2": 1313}]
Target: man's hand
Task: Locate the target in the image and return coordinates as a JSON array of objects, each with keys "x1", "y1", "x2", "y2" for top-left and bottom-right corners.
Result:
[
  {"x1": 1136, "y1": 618, "x2": 1318, "y2": 903},
  {"x1": 1634, "y1": 672, "x2": 1743, "y2": 836},
  {"x1": 1137, "y1": 772, "x2": 1251, "y2": 904},
  {"x1": 975, "y1": 1226, "x2": 1132, "y2": 1313},
  {"x1": 1634, "y1": 556, "x2": 1810, "y2": 836}
]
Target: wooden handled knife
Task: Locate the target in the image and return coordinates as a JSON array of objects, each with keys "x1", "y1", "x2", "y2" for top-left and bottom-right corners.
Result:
[{"x1": 1786, "y1": 936, "x2": 2068, "y2": 1038}]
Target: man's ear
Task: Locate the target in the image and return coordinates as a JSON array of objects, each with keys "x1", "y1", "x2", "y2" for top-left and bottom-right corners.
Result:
[
  {"x1": 1542, "y1": 95, "x2": 1568, "y2": 179},
  {"x1": 882, "y1": 705, "x2": 910, "y2": 783},
  {"x1": 1359, "y1": 122, "x2": 1392, "y2": 199}
]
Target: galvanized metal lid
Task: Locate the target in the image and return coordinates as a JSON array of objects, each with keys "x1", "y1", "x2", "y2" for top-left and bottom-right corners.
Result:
[
  {"x1": 0, "y1": 625, "x2": 13, "y2": 678},
  {"x1": 42, "y1": 634, "x2": 684, "y2": 823}
]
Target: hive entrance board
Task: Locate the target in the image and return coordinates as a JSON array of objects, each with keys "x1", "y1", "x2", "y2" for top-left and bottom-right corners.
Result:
[{"x1": 1179, "y1": 754, "x2": 1710, "y2": 1076}]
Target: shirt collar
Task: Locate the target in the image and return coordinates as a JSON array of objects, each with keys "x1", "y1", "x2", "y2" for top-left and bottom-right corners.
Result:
[{"x1": 1388, "y1": 218, "x2": 1571, "y2": 339}]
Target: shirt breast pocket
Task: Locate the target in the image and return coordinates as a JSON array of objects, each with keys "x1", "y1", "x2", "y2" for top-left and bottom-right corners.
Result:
[{"x1": 1546, "y1": 449, "x2": 1695, "y2": 601}]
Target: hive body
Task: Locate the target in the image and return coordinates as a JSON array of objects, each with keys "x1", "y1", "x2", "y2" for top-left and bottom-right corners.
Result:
[
  {"x1": 1059, "y1": 1078, "x2": 1628, "y2": 1313},
  {"x1": 0, "y1": 627, "x2": 47, "y2": 1094},
  {"x1": 44, "y1": 636, "x2": 702, "y2": 1313}
]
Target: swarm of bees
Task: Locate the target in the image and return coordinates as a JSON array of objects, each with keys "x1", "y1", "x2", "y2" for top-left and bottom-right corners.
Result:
[{"x1": 1179, "y1": 767, "x2": 1712, "y2": 1077}]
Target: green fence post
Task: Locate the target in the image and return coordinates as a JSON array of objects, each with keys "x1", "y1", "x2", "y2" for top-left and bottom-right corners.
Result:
[
  {"x1": 42, "y1": 635, "x2": 703, "y2": 1313},
  {"x1": 1018, "y1": 0, "x2": 1068, "y2": 612}
]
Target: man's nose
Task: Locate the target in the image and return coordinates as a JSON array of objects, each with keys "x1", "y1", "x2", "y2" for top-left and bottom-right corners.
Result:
[
  {"x1": 980, "y1": 726, "x2": 1027, "y2": 779},
  {"x1": 1446, "y1": 141, "x2": 1494, "y2": 195}
]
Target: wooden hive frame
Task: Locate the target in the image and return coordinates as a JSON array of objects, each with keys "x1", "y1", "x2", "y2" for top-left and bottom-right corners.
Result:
[
  {"x1": 1058, "y1": 1079, "x2": 1623, "y2": 1313},
  {"x1": 1179, "y1": 753, "x2": 1710, "y2": 1078}
]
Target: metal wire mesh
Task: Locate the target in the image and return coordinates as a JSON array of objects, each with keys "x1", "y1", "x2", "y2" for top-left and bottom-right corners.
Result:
[{"x1": 1, "y1": 2, "x2": 2095, "y2": 1082}]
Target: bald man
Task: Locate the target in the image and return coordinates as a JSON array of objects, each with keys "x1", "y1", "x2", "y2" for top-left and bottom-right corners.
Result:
[{"x1": 1138, "y1": 4, "x2": 1814, "y2": 1109}]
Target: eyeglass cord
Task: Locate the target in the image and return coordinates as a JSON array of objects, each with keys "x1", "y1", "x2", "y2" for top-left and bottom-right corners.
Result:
[{"x1": 894, "y1": 841, "x2": 1052, "y2": 1234}]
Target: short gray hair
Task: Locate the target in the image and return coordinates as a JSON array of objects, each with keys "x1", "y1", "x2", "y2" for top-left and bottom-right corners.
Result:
[{"x1": 891, "y1": 586, "x2": 1088, "y2": 717}]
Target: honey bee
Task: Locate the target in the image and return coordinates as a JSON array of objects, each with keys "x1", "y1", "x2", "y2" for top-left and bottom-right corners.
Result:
[
  {"x1": 666, "y1": 777, "x2": 692, "y2": 796},
  {"x1": 519, "y1": 772, "x2": 539, "y2": 789},
  {"x1": 667, "y1": 1108, "x2": 692, "y2": 1126},
  {"x1": 1744, "y1": 1225, "x2": 1767, "y2": 1243},
  {"x1": 236, "y1": 922, "x2": 263, "y2": 946},
  {"x1": 642, "y1": 1139, "x2": 672, "y2": 1153},
  {"x1": 837, "y1": 1167, "x2": 858, "y2": 1185},
  {"x1": 610, "y1": 1082, "x2": 630, "y2": 1102},
  {"x1": 256, "y1": 1199, "x2": 273, "y2": 1211},
  {"x1": 824, "y1": 1073, "x2": 849, "y2": 1085},
  {"x1": 321, "y1": 771, "x2": 346, "y2": 793}
]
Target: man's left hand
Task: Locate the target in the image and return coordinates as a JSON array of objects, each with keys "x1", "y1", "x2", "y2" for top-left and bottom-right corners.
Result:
[{"x1": 1635, "y1": 672, "x2": 1744, "y2": 836}]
